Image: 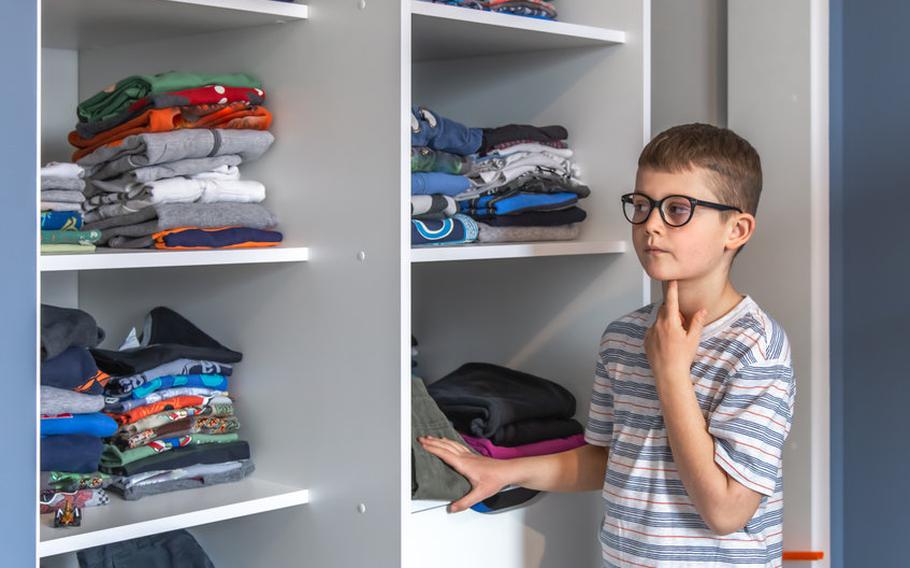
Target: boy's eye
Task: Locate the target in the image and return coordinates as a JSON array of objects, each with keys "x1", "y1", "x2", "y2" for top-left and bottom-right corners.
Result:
[{"x1": 668, "y1": 204, "x2": 689, "y2": 215}]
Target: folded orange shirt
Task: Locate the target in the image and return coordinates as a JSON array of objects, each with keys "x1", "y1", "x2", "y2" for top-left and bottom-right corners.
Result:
[
  {"x1": 111, "y1": 395, "x2": 211, "y2": 426},
  {"x1": 70, "y1": 102, "x2": 272, "y2": 161}
]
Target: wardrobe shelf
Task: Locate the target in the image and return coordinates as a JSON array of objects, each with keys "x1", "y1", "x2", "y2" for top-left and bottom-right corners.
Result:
[
  {"x1": 411, "y1": 499, "x2": 451, "y2": 514},
  {"x1": 42, "y1": 0, "x2": 308, "y2": 50},
  {"x1": 411, "y1": 240, "x2": 628, "y2": 263},
  {"x1": 411, "y1": 0, "x2": 625, "y2": 61},
  {"x1": 39, "y1": 477, "x2": 309, "y2": 558},
  {"x1": 40, "y1": 246, "x2": 310, "y2": 272}
]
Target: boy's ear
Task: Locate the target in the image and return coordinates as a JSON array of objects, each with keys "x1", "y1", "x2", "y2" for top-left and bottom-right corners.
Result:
[{"x1": 726, "y1": 212, "x2": 756, "y2": 252}]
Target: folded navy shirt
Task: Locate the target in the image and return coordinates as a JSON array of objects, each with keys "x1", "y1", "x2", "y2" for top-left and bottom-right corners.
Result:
[
  {"x1": 41, "y1": 346, "x2": 108, "y2": 394},
  {"x1": 480, "y1": 124, "x2": 569, "y2": 155},
  {"x1": 41, "y1": 435, "x2": 104, "y2": 473},
  {"x1": 92, "y1": 307, "x2": 243, "y2": 376},
  {"x1": 427, "y1": 362, "x2": 577, "y2": 440},
  {"x1": 467, "y1": 206, "x2": 587, "y2": 227},
  {"x1": 77, "y1": 529, "x2": 216, "y2": 568}
]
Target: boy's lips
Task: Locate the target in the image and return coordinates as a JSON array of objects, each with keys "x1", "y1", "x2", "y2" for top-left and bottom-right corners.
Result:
[{"x1": 644, "y1": 246, "x2": 669, "y2": 253}]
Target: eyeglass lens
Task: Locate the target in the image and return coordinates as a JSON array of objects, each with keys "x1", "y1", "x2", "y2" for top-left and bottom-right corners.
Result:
[{"x1": 624, "y1": 195, "x2": 693, "y2": 226}]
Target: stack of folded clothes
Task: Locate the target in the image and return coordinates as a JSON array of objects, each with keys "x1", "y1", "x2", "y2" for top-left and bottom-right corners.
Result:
[
  {"x1": 427, "y1": 362, "x2": 586, "y2": 459},
  {"x1": 410, "y1": 106, "x2": 589, "y2": 247},
  {"x1": 39, "y1": 305, "x2": 113, "y2": 516},
  {"x1": 460, "y1": 123, "x2": 589, "y2": 243},
  {"x1": 71, "y1": 71, "x2": 283, "y2": 250},
  {"x1": 95, "y1": 307, "x2": 253, "y2": 500},
  {"x1": 411, "y1": 106, "x2": 482, "y2": 247},
  {"x1": 424, "y1": 0, "x2": 558, "y2": 20},
  {"x1": 40, "y1": 162, "x2": 100, "y2": 254}
]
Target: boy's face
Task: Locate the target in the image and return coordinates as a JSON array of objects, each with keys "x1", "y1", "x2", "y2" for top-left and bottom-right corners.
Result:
[{"x1": 631, "y1": 167, "x2": 744, "y2": 282}]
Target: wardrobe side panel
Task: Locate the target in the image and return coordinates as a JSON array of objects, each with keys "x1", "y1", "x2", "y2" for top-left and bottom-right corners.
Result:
[
  {"x1": 727, "y1": 0, "x2": 823, "y2": 560},
  {"x1": 3, "y1": 2, "x2": 37, "y2": 566},
  {"x1": 75, "y1": 2, "x2": 405, "y2": 566}
]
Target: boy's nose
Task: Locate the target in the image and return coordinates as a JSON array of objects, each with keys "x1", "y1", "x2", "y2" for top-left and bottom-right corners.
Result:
[{"x1": 642, "y1": 204, "x2": 666, "y2": 234}]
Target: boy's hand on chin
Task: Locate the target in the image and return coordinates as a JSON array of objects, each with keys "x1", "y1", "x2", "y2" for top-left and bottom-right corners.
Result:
[{"x1": 645, "y1": 280, "x2": 708, "y2": 383}]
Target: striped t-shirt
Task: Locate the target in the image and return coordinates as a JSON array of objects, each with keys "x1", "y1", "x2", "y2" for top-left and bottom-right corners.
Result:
[{"x1": 585, "y1": 295, "x2": 795, "y2": 568}]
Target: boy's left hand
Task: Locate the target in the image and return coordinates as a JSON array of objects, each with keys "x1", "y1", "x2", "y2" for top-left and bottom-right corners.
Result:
[{"x1": 645, "y1": 280, "x2": 708, "y2": 382}]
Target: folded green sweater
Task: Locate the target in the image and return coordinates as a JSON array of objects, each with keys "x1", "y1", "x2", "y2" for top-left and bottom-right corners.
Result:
[{"x1": 78, "y1": 71, "x2": 261, "y2": 123}]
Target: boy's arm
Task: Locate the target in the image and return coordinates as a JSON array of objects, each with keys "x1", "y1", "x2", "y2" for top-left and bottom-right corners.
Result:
[
  {"x1": 655, "y1": 372, "x2": 762, "y2": 535},
  {"x1": 418, "y1": 437, "x2": 608, "y2": 512},
  {"x1": 645, "y1": 281, "x2": 763, "y2": 535}
]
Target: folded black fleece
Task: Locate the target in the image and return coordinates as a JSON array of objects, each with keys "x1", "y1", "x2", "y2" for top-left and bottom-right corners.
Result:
[
  {"x1": 91, "y1": 307, "x2": 242, "y2": 376},
  {"x1": 489, "y1": 417, "x2": 584, "y2": 448},
  {"x1": 427, "y1": 362, "x2": 577, "y2": 441}
]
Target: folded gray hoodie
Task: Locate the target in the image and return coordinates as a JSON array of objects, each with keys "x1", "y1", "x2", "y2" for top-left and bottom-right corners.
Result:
[
  {"x1": 78, "y1": 130, "x2": 274, "y2": 180},
  {"x1": 85, "y1": 202, "x2": 279, "y2": 247}
]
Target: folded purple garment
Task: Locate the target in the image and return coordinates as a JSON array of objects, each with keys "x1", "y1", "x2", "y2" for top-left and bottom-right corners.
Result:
[{"x1": 460, "y1": 433, "x2": 586, "y2": 459}]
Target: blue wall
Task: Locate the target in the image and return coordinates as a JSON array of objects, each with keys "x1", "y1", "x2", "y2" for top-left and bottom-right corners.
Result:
[
  {"x1": 830, "y1": 1, "x2": 910, "y2": 567},
  {"x1": 0, "y1": 2, "x2": 37, "y2": 565}
]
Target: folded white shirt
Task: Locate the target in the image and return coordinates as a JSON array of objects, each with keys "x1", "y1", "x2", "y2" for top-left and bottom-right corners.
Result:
[{"x1": 40, "y1": 161, "x2": 84, "y2": 179}]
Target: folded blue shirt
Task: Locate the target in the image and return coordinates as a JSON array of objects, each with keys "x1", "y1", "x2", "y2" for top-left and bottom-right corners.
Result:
[
  {"x1": 459, "y1": 192, "x2": 578, "y2": 216},
  {"x1": 132, "y1": 374, "x2": 229, "y2": 399},
  {"x1": 41, "y1": 211, "x2": 83, "y2": 231},
  {"x1": 41, "y1": 346, "x2": 106, "y2": 394},
  {"x1": 411, "y1": 172, "x2": 472, "y2": 197},
  {"x1": 41, "y1": 412, "x2": 118, "y2": 438},
  {"x1": 412, "y1": 214, "x2": 479, "y2": 247}
]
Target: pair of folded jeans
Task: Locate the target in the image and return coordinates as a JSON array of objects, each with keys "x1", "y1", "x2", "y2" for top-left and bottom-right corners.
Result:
[{"x1": 411, "y1": 106, "x2": 482, "y2": 155}]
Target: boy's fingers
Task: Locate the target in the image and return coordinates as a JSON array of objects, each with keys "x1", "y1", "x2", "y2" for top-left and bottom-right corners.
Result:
[
  {"x1": 665, "y1": 280, "x2": 679, "y2": 313},
  {"x1": 436, "y1": 437, "x2": 471, "y2": 455},
  {"x1": 687, "y1": 308, "x2": 708, "y2": 338},
  {"x1": 449, "y1": 487, "x2": 490, "y2": 513}
]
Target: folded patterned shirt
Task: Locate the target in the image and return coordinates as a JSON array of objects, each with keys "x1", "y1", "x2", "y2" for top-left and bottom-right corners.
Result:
[{"x1": 411, "y1": 214, "x2": 479, "y2": 247}]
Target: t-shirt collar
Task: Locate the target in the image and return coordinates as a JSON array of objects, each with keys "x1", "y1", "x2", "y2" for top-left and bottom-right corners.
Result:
[{"x1": 648, "y1": 294, "x2": 754, "y2": 339}]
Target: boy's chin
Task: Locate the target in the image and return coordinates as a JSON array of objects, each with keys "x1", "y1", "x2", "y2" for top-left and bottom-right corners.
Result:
[{"x1": 643, "y1": 266, "x2": 686, "y2": 282}]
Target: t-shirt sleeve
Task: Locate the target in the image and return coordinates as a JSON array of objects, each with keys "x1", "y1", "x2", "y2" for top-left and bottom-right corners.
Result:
[
  {"x1": 708, "y1": 362, "x2": 795, "y2": 497},
  {"x1": 584, "y1": 343, "x2": 614, "y2": 448}
]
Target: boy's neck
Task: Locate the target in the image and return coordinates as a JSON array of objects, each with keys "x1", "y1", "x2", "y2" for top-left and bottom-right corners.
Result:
[{"x1": 660, "y1": 276, "x2": 744, "y2": 331}]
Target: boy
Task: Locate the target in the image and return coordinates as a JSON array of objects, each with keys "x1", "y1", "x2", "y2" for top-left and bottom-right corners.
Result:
[{"x1": 419, "y1": 123, "x2": 796, "y2": 567}]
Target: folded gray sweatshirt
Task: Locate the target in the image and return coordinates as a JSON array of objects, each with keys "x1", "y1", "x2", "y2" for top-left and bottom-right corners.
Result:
[
  {"x1": 41, "y1": 386, "x2": 105, "y2": 415},
  {"x1": 78, "y1": 130, "x2": 274, "y2": 180},
  {"x1": 476, "y1": 222, "x2": 581, "y2": 243},
  {"x1": 41, "y1": 176, "x2": 86, "y2": 191},
  {"x1": 87, "y1": 202, "x2": 279, "y2": 247},
  {"x1": 90, "y1": 155, "x2": 244, "y2": 192}
]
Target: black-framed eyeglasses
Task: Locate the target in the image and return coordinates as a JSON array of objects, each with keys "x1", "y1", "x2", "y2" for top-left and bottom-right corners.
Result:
[{"x1": 621, "y1": 192, "x2": 743, "y2": 227}]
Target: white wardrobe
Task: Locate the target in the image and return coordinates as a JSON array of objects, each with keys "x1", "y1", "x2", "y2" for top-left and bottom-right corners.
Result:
[{"x1": 35, "y1": 1, "x2": 829, "y2": 567}]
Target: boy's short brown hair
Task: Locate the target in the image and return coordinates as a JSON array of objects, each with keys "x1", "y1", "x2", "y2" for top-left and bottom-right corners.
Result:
[{"x1": 638, "y1": 123, "x2": 762, "y2": 217}]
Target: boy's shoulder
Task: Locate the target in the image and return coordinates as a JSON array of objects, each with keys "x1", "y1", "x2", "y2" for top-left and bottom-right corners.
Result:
[{"x1": 601, "y1": 295, "x2": 791, "y2": 365}]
